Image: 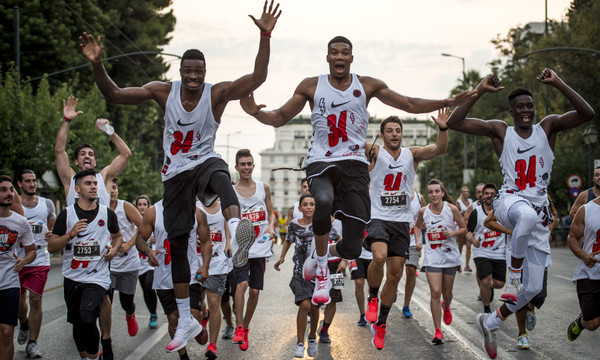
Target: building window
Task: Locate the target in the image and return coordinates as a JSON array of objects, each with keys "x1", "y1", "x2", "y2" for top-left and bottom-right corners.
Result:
[
  {"x1": 270, "y1": 173, "x2": 275, "y2": 182},
  {"x1": 294, "y1": 131, "x2": 304, "y2": 139},
  {"x1": 284, "y1": 156, "x2": 288, "y2": 163}
]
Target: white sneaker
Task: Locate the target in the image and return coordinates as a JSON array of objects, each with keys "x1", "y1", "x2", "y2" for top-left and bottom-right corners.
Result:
[
  {"x1": 500, "y1": 278, "x2": 521, "y2": 305},
  {"x1": 307, "y1": 338, "x2": 317, "y2": 357},
  {"x1": 303, "y1": 248, "x2": 318, "y2": 281},
  {"x1": 476, "y1": 313, "x2": 497, "y2": 359},
  {"x1": 166, "y1": 317, "x2": 202, "y2": 352},
  {"x1": 25, "y1": 342, "x2": 42, "y2": 358},
  {"x1": 517, "y1": 333, "x2": 531, "y2": 350},
  {"x1": 232, "y1": 218, "x2": 255, "y2": 267},
  {"x1": 293, "y1": 343, "x2": 305, "y2": 358},
  {"x1": 17, "y1": 326, "x2": 28, "y2": 345},
  {"x1": 311, "y1": 264, "x2": 331, "y2": 306}
]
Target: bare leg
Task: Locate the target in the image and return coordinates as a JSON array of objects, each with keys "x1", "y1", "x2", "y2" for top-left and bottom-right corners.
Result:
[
  {"x1": 243, "y1": 288, "x2": 260, "y2": 328},
  {"x1": 426, "y1": 271, "x2": 443, "y2": 330},
  {"x1": 404, "y1": 265, "x2": 417, "y2": 308}
]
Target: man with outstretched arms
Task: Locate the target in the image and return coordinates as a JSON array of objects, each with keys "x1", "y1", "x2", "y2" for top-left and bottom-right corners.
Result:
[
  {"x1": 569, "y1": 166, "x2": 600, "y2": 221},
  {"x1": 135, "y1": 200, "x2": 211, "y2": 359},
  {"x1": 48, "y1": 169, "x2": 122, "y2": 360},
  {"x1": 446, "y1": 69, "x2": 595, "y2": 359},
  {"x1": 107, "y1": 178, "x2": 143, "y2": 337},
  {"x1": 0, "y1": 175, "x2": 36, "y2": 360},
  {"x1": 241, "y1": 36, "x2": 471, "y2": 306},
  {"x1": 231, "y1": 149, "x2": 276, "y2": 351},
  {"x1": 79, "y1": 2, "x2": 280, "y2": 351},
  {"x1": 363, "y1": 109, "x2": 449, "y2": 349},
  {"x1": 15, "y1": 170, "x2": 56, "y2": 358}
]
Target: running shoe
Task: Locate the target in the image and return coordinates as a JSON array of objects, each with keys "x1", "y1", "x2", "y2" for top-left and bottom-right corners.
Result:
[
  {"x1": 149, "y1": 313, "x2": 158, "y2": 329},
  {"x1": 567, "y1": 313, "x2": 584, "y2": 341},
  {"x1": 366, "y1": 297, "x2": 379, "y2": 323},
  {"x1": 476, "y1": 313, "x2": 497, "y2": 359},
  {"x1": 526, "y1": 308, "x2": 536, "y2": 331},
  {"x1": 205, "y1": 342, "x2": 218, "y2": 360},
  {"x1": 357, "y1": 314, "x2": 367, "y2": 326},
  {"x1": 25, "y1": 342, "x2": 42, "y2": 358},
  {"x1": 232, "y1": 218, "x2": 255, "y2": 267},
  {"x1": 500, "y1": 278, "x2": 520, "y2": 305},
  {"x1": 318, "y1": 329, "x2": 331, "y2": 344},
  {"x1": 402, "y1": 306, "x2": 413, "y2": 319},
  {"x1": 303, "y1": 247, "x2": 318, "y2": 281},
  {"x1": 222, "y1": 325, "x2": 235, "y2": 339},
  {"x1": 432, "y1": 328, "x2": 444, "y2": 344},
  {"x1": 370, "y1": 323, "x2": 386, "y2": 350},
  {"x1": 166, "y1": 317, "x2": 202, "y2": 352},
  {"x1": 17, "y1": 326, "x2": 28, "y2": 345},
  {"x1": 442, "y1": 301, "x2": 452, "y2": 325},
  {"x1": 311, "y1": 264, "x2": 331, "y2": 306},
  {"x1": 239, "y1": 328, "x2": 249, "y2": 351},
  {"x1": 232, "y1": 325, "x2": 245, "y2": 343},
  {"x1": 464, "y1": 265, "x2": 473, "y2": 272},
  {"x1": 293, "y1": 343, "x2": 305, "y2": 358},
  {"x1": 516, "y1": 333, "x2": 530, "y2": 350},
  {"x1": 415, "y1": 269, "x2": 419, "y2": 276},
  {"x1": 307, "y1": 337, "x2": 317, "y2": 357},
  {"x1": 126, "y1": 313, "x2": 139, "y2": 336},
  {"x1": 477, "y1": 294, "x2": 482, "y2": 301},
  {"x1": 196, "y1": 313, "x2": 209, "y2": 344}
]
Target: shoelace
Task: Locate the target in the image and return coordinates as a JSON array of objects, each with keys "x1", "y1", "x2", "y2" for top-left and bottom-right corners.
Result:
[
  {"x1": 315, "y1": 274, "x2": 328, "y2": 290},
  {"x1": 376, "y1": 326, "x2": 386, "y2": 339}
]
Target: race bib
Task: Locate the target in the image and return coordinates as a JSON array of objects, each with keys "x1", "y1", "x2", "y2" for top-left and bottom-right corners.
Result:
[
  {"x1": 482, "y1": 230, "x2": 501, "y2": 248},
  {"x1": 29, "y1": 221, "x2": 44, "y2": 235},
  {"x1": 241, "y1": 206, "x2": 268, "y2": 226},
  {"x1": 380, "y1": 190, "x2": 407, "y2": 210},
  {"x1": 210, "y1": 229, "x2": 223, "y2": 242},
  {"x1": 426, "y1": 228, "x2": 446, "y2": 249},
  {"x1": 73, "y1": 239, "x2": 101, "y2": 261},
  {"x1": 330, "y1": 273, "x2": 344, "y2": 290}
]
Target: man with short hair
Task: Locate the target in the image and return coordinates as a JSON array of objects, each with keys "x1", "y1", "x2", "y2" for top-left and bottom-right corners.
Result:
[
  {"x1": 16, "y1": 170, "x2": 56, "y2": 358},
  {"x1": 569, "y1": 166, "x2": 600, "y2": 221},
  {"x1": 48, "y1": 169, "x2": 123, "y2": 360},
  {"x1": 79, "y1": 3, "x2": 281, "y2": 351},
  {"x1": 0, "y1": 175, "x2": 36, "y2": 360}
]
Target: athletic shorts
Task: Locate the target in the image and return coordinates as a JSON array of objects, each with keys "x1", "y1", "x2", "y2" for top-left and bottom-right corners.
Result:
[
  {"x1": 423, "y1": 266, "x2": 459, "y2": 276},
  {"x1": 405, "y1": 246, "x2": 421, "y2": 268},
  {"x1": 221, "y1": 270, "x2": 236, "y2": 305},
  {"x1": 233, "y1": 258, "x2": 267, "y2": 290},
  {"x1": 19, "y1": 265, "x2": 51, "y2": 296},
  {"x1": 202, "y1": 273, "x2": 228, "y2": 296},
  {"x1": 64, "y1": 278, "x2": 107, "y2": 324},
  {"x1": 351, "y1": 258, "x2": 371, "y2": 280},
  {"x1": 474, "y1": 258, "x2": 507, "y2": 282},
  {"x1": 529, "y1": 267, "x2": 548, "y2": 309},
  {"x1": 0, "y1": 288, "x2": 20, "y2": 326},
  {"x1": 156, "y1": 283, "x2": 204, "y2": 315},
  {"x1": 364, "y1": 220, "x2": 410, "y2": 258},
  {"x1": 306, "y1": 160, "x2": 370, "y2": 224},
  {"x1": 290, "y1": 276, "x2": 314, "y2": 306},
  {"x1": 110, "y1": 270, "x2": 139, "y2": 295},
  {"x1": 576, "y1": 278, "x2": 600, "y2": 321},
  {"x1": 163, "y1": 157, "x2": 231, "y2": 240},
  {"x1": 328, "y1": 261, "x2": 343, "y2": 303}
]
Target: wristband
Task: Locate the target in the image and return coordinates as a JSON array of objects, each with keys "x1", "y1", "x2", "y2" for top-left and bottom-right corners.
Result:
[
  {"x1": 260, "y1": 31, "x2": 271, "y2": 39},
  {"x1": 68, "y1": 230, "x2": 74, "y2": 239},
  {"x1": 439, "y1": 126, "x2": 448, "y2": 131},
  {"x1": 63, "y1": 116, "x2": 72, "y2": 123}
]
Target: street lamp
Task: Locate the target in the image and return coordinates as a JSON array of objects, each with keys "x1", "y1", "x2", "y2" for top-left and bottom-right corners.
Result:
[
  {"x1": 583, "y1": 123, "x2": 598, "y2": 188},
  {"x1": 226, "y1": 131, "x2": 242, "y2": 166}
]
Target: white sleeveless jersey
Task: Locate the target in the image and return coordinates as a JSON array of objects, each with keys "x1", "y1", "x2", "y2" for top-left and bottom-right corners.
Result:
[
  {"x1": 422, "y1": 202, "x2": 461, "y2": 268},
  {"x1": 292, "y1": 201, "x2": 302, "y2": 220},
  {"x1": 456, "y1": 198, "x2": 472, "y2": 213},
  {"x1": 234, "y1": 181, "x2": 273, "y2": 259},
  {"x1": 572, "y1": 201, "x2": 600, "y2": 281},
  {"x1": 198, "y1": 203, "x2": 232, "y2": 275},
  {"x1": 160, "y1": 81, "x2": 220, "y2": 181},
  {"x1": 152, "y1": 201, "x2": 200, "y2": 290},
  {"x1": 409, "y1": 192, "x2": 423, "y2": 247},
  {"x1": 471, "y1": 205, "x2": 505, "y2": 260},
  {"x1": 110, "y1": 200, "x2": 140, "y2": 273},
  {"x1": 499, "y1": 124, "x2": 554, "y2": 205},
  {"x1": 306, "y1": 74, "x2": 369, "y2": 165},
  {"x1": 62, "y1": 205, "x2": 112, "y2": 290},
  {"x1": 0, "y1": 212, "x2": 34, "y2": 290},
  {"x1": 67, "y1": 173, "x2": 110, "y2": 206},
  {"x1": 369, "y1": 147, "x2": 415, "y2": 222},
  {"x1": 17, "y1": 196, "x2": 53, "y2": 267}
]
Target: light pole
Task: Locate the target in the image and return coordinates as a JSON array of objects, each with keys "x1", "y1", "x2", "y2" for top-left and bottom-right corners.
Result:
[
  {"x1": 583, "y1": 123, "x2": 598, "y2": 188},
  {"x1": 226, "y1": 131, "x2": 242, "y2": 166}
]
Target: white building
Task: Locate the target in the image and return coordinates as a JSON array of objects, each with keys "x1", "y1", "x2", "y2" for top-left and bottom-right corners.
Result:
[{"x1": 260, "y1": 115, "x2": 436, "y2": 214}]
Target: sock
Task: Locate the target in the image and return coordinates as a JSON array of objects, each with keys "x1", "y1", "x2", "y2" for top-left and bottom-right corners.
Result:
[
  {"x1": 376, "y1": 304, "x2": 391, "y2": 326},
  {"x1": 485, "y1": 309, "x2": 504, "y2": 331},
  {"x1": 20, "y1": 319, "x2": 29, "y2": 331},
  {"x1": 484, "y1": 305, "x2": 491, "y2": 313},
  {"x1": 317, "y1": 254, "x2": 327, "y2": 268},
  {"x1": 508, "y1": 266, "x2": 522, "y2": 282},
  {"x1": 27, "y1": 340, "x2": 36, "y2": 346},
  {"x1": 176, "y1": 298, "x2": 192, "y2": 324},
  {"x1": 368, "y1": 287, "x2": 379, "y2": 301},
  {"x1": 227, "y1": 218, "x2": 240, "y2": 241},
  {"x1": 321, "y1": 322, "x2": 330, "y2": 332}
]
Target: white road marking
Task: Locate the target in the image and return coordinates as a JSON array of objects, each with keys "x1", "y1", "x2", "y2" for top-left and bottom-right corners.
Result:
[{"x1": 123, "y1": 323, "x2": 170, "y2": 360}]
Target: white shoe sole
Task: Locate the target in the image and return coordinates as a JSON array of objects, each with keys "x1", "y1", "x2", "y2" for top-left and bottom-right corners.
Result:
[{"x1": 232, "y1": 218, "x2": 255, "y2": 267}]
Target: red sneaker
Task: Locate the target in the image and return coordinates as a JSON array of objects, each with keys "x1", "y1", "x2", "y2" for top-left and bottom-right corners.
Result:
[
  {"x1": 370, "y1": 323, "x2": 386, "y2": 350},
  {"x1": 366, "y1": 297, "x2": 379, "y2": 323},
  {"x1": 442, "y1": 301, "x2": 452, "y2": 325},
  {"x1": 432, "y1": 328, "x2": 444, "y2": 344},
  {"x1": 205, "y1": 342, "x2": 217, "y2": 360},
  {"x1": 239, "y1": 328, "x2": 249, "y2": 351},
  {"x1": 232, "y1": 325, "x2": 245, "y2": 343},
  {"x1": 126, "y1": 313, "x2": 138, "y2": 336},
  {"x1": 196, "y1": 312, "x2": 209, "y2": 345}
]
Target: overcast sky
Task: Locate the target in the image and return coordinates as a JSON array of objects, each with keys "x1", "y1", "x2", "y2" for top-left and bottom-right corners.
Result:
[{"x1": 161, "y1": 0, "x2": 572, "y2": 176}]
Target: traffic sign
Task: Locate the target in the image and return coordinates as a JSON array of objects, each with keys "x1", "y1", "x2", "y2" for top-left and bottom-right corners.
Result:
[
  {"x1": 567, "y1": 174, "x2": 583, "y2": 189},
  {"x1": 570, "y1": 187, "x2": 580, "y2": 198}
]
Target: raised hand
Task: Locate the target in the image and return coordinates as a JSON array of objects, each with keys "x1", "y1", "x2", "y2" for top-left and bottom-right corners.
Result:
[
  {"x1": 79, "y1": 32, "x2": 104, "y2": 63},
  {"x1": 240, "y1": 93, "x2": 265, "y2": 115},
  {"x1": 249, "y1": 0, "x2": 282, "y2": 33},
  {"x1": 431, "y1": 107, "x2": 450, "y2": 128},
  {"x1": 475, "y1": 75, "x2": 504, "y2": 95},
  {"x1": 536, "y1": 68, "x2": 560, "y2": 85},
  {"x1": 63, "y1": 97, "x2": 83, "y2": 120}
]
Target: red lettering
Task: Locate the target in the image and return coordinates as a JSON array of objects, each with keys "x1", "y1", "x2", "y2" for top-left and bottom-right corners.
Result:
[
  {"x1": 327, "y1": 112, "x2": 349, "y2": 147},
  {"x1": 170, "y1": 130, "x2": 194, "y2": 155}
]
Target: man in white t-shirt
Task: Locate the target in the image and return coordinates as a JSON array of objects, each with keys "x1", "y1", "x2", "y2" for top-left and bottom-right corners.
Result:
[{"x1": 0, "y1": 175, "x2": 36, "y2": 360}]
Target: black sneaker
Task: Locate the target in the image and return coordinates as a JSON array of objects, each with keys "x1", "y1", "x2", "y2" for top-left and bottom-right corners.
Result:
[{"x1": 567, "y1": 313, "x2": 584, "y2": 341}]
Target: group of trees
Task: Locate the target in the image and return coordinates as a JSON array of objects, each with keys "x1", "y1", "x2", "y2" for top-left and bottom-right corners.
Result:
[{"x1": 422, "y1": 0, "x2": 599, "y2": 217}]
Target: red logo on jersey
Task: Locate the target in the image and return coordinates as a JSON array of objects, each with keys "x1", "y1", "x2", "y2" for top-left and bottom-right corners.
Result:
[
  {"x1": 353, "y1": 89, "x2": 361, "y2": 97},
  {"x1": 98, "y1": 219, "x2": 105, "y2": 227}
]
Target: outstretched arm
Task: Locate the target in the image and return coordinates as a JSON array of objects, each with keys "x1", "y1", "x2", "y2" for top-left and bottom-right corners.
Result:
[
  {"x1": 537, "y1": 69, "x2": 595, "y2": 135},
  {"x1": 55, "y1": 97, "x2": 81, "y2": 192},
  {"x1": 411, "y1": 107, "x2": 450, "y2": 164},
  {"x1": 98, "y1": 119, "x2": 132, "y2": 181}
]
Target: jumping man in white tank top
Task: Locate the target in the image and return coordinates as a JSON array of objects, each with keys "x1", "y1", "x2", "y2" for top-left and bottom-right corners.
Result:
[
  {"x1": 79, "y1": 2, "x2": 281, "y2": 352},
  {"x1": 241, "y1": 35, "x2": 472, "y2": 308},
  {"x1": 362, "y1": 109, "x2": 450, "y2": 349},
  {"x1": 447, "y1": 69, "x2": 595, "y2": 359}
]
